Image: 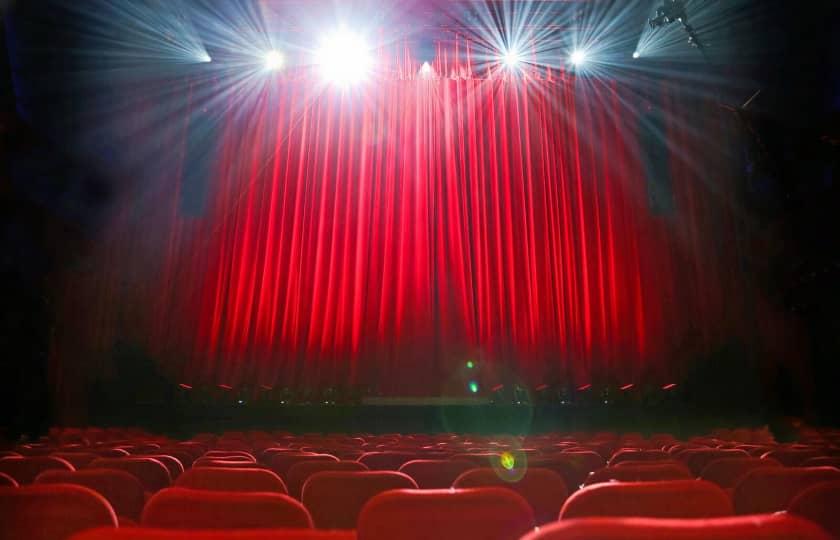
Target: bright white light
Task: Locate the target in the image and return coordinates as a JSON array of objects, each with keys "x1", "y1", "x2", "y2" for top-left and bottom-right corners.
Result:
[
  {"x1": 570, "y1": 49, "x2": 587, "y2": 66},
  {"x1": 316, "y1": 29, "x2": 373, "y2": 86},
  {"x1": 502, "y1": 48, "x2": 522, "y2": 68},
  {"x1": 632, "y1": 51, "x2": 641, "y2": 59},
  {"x1": 264, "y1": 50, "x2": 284, "y2": 71},
  {"x1": 419, "y1": 61, "x2": 434, "y2": 78},
  {"x1": 199, "y1": 53, "x2": 212, "y2": 63}
]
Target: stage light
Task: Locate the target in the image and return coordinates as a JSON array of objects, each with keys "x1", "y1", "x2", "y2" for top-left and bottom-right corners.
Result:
[
  {"x1": 264, "y1": 50, "x2": 284, "y2": 71},
  {"x1": 500, "y1": 452, "x2": 516, "y2": 470},
  {"x1": 419, "y1": 61, "x2": 433, "y2": 78},
  {"x1": 501, "y1": 48, "x2": 522, "y2": 68},
  {"x1": 468, "y1": 381, "x2": 479, "y2": 394},
  {"x1": 199, "y1": 53, "x2": 212, "y2": 63},
  {"x1": 569, "y1": 49, "x2": 587, "y2": 66},
  {"x1": 466, "y1": 360, "x2": 475, "y2": 369},
  {"x1": 316, "y1": 28, "x2": 373, "y2": 86},
  {"x1": 633, "y1": 51, "x2": 641, "y2": 59}
]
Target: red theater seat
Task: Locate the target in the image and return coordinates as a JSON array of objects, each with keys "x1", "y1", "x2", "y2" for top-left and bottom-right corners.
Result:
[
  {"x1": 732, "y1": 466, "x2": 840, "y2": 514},
  {"x1": 203, "y1": 451, "x2": 256, "y2": 462},
  {"x1": 398, "y1": 459, "x2": 476, "y2": 489},
  {"x1": 452, "y1": 467, "x2": 568, "y2": 524},
  {"x1": 584, "y1": 463, "x2": 692, "y2": 485},
  {"x1": 35, "y1": 468, "x2": 146, "y2": 521},
  {"x1": 559, "y1": 480, "x2": 733, "y2": 520},
  {"x1": 286, "y1": 460, "x2": 368, "y2": 498},
  {"x1": 357, "y1": 487, "x2": 535, "y2": 540},
  {"x1": 141, "y1": 487, "x2": 312, "y2": 529},
  {"x1": 699, "y1": 457, "x2": 783, "y2": 488},
  {"x1": 89, "y1": 458, "x2": 171, "y2": 493},
  {"x1": 50, "y1": 453, "x2": 99, "y2": 469},
  {"x1": 678, "y1": 449, "x2": 750, "y2": 476},
  {"x1": 193, "y1": 458, "x2": 266, "y2": 469},
  {"x1": 176, "y1": 467, "x2": 288, "y2": 494},
  {"x1": 762, "y1": 448, "x2": 827, "y2": 467},
  {"x1": 0, "y1": 484, "x2": 118, "y2": 540},
  {"x1": 801, "y1": 456, "x2": 840, "y2": 468},
  {"x1": 788, "y1": 480, "x2": 840, "y2": 539},
  {"x1": 142, "y1": 455, "x2": 185, "y2": 480},
  {"x1": 302, "y1": 470, "x2": 417, "y2": 529},
  {"x1": 0, "y1": 471, "x2": 19, "y2": 487},
  {"x1": 0, "y1": 456, "x2": 75, "y2": 484},
  {"x1": 269, "y1": 453, "x2": 339, "y2": 477},
  {"x1": 357, "y1": 451, "x2": 419, "y2": 471},
  {"x1": 521, "y1": 514, "x2": 832, "y2": 540},
  {"x1": 608, "y1": 450, "x2": 671, "y2": 466},
  {"x1": 69, "y1": 528, "x2": 356, "y2": 540}
]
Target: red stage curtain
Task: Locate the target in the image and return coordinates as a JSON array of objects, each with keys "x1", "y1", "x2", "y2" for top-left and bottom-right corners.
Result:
[{"x1": 49, "y1": 62, "x2": 754, "y2": 399}]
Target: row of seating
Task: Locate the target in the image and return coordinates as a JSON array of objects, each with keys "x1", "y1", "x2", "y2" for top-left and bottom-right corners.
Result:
[{"x1": 1, "y1": 426, "x2": 838, "y2": 539}]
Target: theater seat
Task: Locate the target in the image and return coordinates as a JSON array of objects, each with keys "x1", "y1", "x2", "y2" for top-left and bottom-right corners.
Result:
[
  {"x1": 698, "y1": 457, "x2": 783, "y2": 489},
  {"x1": 50, "y1": 453, "x2": 99, "y2": 469},
  {"x1": 302, "y1": 470, "x2": 417, "y2": 529},
  {"x1": 88, "y1": 458, "x2": 171, "y2": 493},
  {"x1": 732, "y1": 466, "x2": 840, "y2": 515},
  {"x1": 520, "y1": 514, "x2": 832, "y2": 540},
  {"x1": 399, "y1": 459, "x2": 476, "y2": 489},
  {"x1": 608, "y1": 450, "x2": 671, "y2": 466},
  {"x1": 678, "y1": 449, "x2": 750, "y2": 476},
  {"x1": 0, "y1": 456, "x2": 75, "y2": 484},
  {"x1": 762, "y1": 448, "x2": 827, "y2": 467},
  {"x1": 357, "y1": 487, "x2": 534, "y2": 540},
  {"x1": 142, "y1": 455, "x2": 185, "y2": 480},
  {"x1": 559, "y1": 480, "x2": 733, "y2": 520},
  {"x1": 35, "y1": 468, "x2": 146, "y2": 521},
  {"x1": 788, "y1": 480, "x2": 840, "y2": 539},
  {"x1": 176, "y1": 467, "x2": 288, "y2": 494},
  {"x1": 269, "y1": 453, "x2": 339, "y2": 477},
  {"x1": 141, "y1": 487, "x2": 312, "y2": 529},
  {"x1": 203, "y1": 451, "x2": 256, "y2": 462},
  {"x1": 452, "y1": 467, "x2": 568, "y2": 524},
  {"x1": 193, "y1": 459, "x2": 266, "y2": 469},
  {"x1": 584, "y1": 463, "x2": 692, "y2": 485},
  {"x1": 357, "y1": 452, "x2": 418, "y2": 471},
  {"x1": 0, "y1": 484, "x2": 118, "y2": 540},
  {"x1": 69, "y1": 528, "x2": 356, "y2": 540},
  {"x1": 286, "y1": 460, "x2": 368, "y2": 499},
  {"x1": 801, "y1": 457, "x2": 840, "y2": 469},
  {"x1": 0, "y1": 471, "x2": 19, "y2": 487}
]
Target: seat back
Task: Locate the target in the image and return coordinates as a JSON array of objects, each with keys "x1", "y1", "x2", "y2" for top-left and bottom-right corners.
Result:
[
  {"x1": 357, "y1": 452, "x2": 418, "y2": 471},
  {"x1": 0, "y1": 471, "x2": 19, "y2": 487},
  {"x1": 801, "y1": 457, "x2": 840, "y2": 468},
  {"x1": 141, "y1": 487, "x2": 312, "y2": 529},
  {"x1": 69, "y1": 528, "x2": 356, "y2": 540},
  {"x1": 398, "y1": 459, "x2": 476, "y2": 489},
  {"x1": 50, "y1": 453, "x2": 99, "y2": 469},
  {"x1": 269, "y1": 453, "x2": 339, "y2": 477},
  {"x1": 699, "y1": 457, "x2": 782, "y2": 488},
  {"x1": 452, "y1": 467, "x2": 568, "y2": 524},
  {"x1": 559, "y1": 480, "x2": 733, "y2": 519},
  {"x1": 788, "y1": 480, "x2": 840, "y2": 539},
  {"x1": 142, "y1": 455, "x2": 184, "y2": 480},
  {"x1": 762, "y1": 448, "x2": 827, "y2": 467},
  {"x1": 0, "y1": 484, "x2": 118, "y2": 540},
  {"x1": 357, "y1": 487, "x2": 535, "y2": 540},
  {"x1": 176, "y1": 467, "x2": 287, "y2": 494},
  {"x1": 608, "y1": 450, "x2": 671, "y2": 466},
  {"x1": 679, "y1": 449, "x2": 750, "y2": 476},
  {"x1": 733, "y1": 466, "x2": 840, "y2": 514},
  {"x1": 88, "y1": 458, "x2": 171, "y2": 493},
  {"x1": 302, "y1": 471, "x2": 417, "y2": 529},
  {"x1": 286, "y1": 460, "x2": 368, "y2": 498},
  {"x1": 203, "y1": 451, "x2": 256, "y2": 462},
  {"x1": 584, "y1": 463, "x2": 692, "y2": 485},
  {"x1": 0, "y1": 456, "x2": 74, "y2": 484},
  {"x1": 520, "y1": 514, "x2": 832, "y2": 540},
  {"x1": 35, "y1": 468, "x2": 146, "y2": 521}
]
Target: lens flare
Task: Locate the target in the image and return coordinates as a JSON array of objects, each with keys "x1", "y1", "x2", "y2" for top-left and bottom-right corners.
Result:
[{"x1": 500, "y1": 452, "x2": 516, "y2": 470}]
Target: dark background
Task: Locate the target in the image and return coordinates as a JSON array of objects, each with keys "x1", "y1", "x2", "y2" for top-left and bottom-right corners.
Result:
[{"x1": 2, "y1": 0, "x2": 839, "y2": 437}]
